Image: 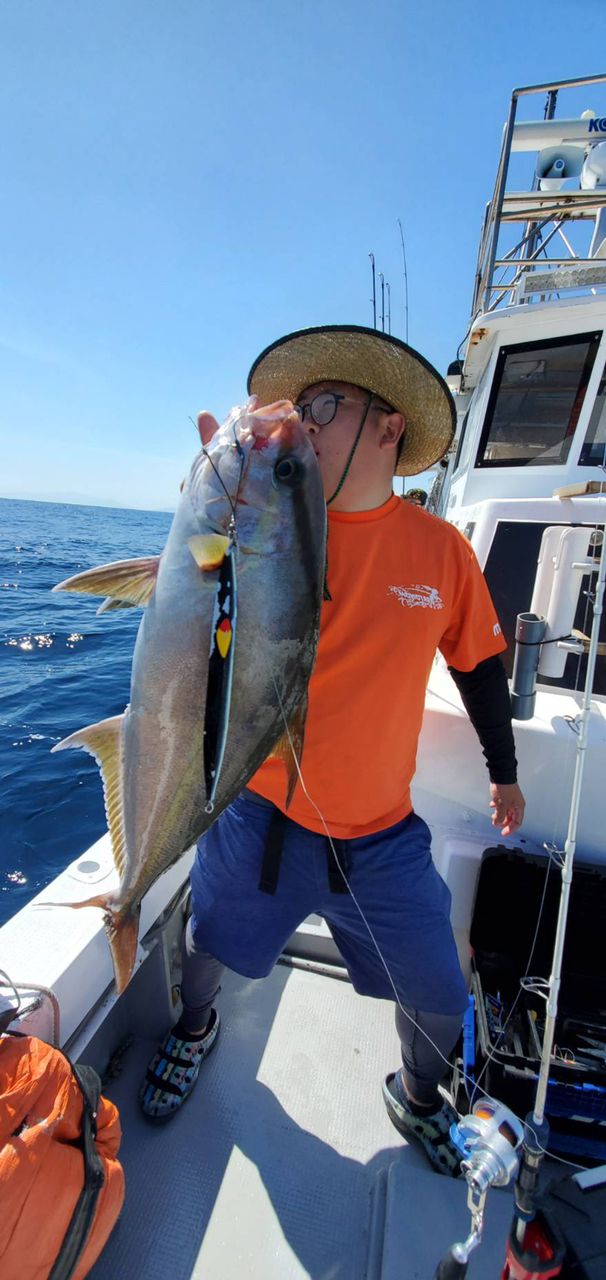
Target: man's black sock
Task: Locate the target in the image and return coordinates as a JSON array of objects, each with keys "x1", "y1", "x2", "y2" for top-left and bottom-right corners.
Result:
[
  {"x1": 172, "y1": 1009, "x2": 215, "y2": 1041},
  {"x1": 406, "y1": 1093, "x2": 440, "y2": 1116},
  {"x1": 394, "y1": 1070, "x2": 440, "y2": 1115}
]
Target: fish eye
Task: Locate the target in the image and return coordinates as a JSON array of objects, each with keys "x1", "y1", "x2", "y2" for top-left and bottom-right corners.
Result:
[{"x1": 272, "y1": 456, "x2": 303, "y2": 488}]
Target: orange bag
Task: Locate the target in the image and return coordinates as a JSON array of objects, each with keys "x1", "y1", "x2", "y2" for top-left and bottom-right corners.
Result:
[{"x1": 0, "y1": 1034, "x2": 125, "y2": 1279}]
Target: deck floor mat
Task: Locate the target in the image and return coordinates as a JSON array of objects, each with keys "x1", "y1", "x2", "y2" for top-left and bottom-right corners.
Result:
[{"x1": 89, "y1": 964, "x2": 413, "y2": 1280}]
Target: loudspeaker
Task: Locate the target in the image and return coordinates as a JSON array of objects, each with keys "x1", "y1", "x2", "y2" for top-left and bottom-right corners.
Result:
[
  {"x1": 581, "y1": 140, "x2": 606, "y2": 190},
  {"x1": 535, "y1": 144, "x2": 584, "y2": 191}
]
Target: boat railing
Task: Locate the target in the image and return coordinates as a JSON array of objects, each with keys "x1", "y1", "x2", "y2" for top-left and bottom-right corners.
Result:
[{"x1": 472, "y1": 74, "x2": 606, "y2": 321}]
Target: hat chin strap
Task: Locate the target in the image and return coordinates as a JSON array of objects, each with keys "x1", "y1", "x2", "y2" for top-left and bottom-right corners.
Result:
[{"x1": 326, "y1": 391, "x2": 373, "y2": 507}]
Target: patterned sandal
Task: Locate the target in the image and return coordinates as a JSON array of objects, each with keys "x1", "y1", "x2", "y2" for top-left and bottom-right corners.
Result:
[
  {"x1": 139, "y1": 1009, "x2": 221, "y2": 1122},
  {"x1": 382, "y1": 1070, "x2": 462, "y2": 1176}
]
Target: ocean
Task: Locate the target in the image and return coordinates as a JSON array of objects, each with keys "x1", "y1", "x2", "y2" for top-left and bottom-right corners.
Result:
[{"x1": 0, "y1": 497, "x2": 173, "y2": 926}]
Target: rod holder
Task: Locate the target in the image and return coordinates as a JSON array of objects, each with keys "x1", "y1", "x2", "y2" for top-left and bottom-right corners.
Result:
[{"x1": 510, "y1": 613, "x2": 546, "y2": 721}]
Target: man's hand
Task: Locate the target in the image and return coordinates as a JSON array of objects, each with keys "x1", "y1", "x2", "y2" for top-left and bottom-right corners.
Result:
[{"x1": 489, "y1": 781, "x2": 525, "y2": 837}]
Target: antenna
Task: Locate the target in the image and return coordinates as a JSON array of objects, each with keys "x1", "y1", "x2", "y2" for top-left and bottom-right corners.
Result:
[
  {"x1": 397, "y1": 219, "x2": 409, "y2": 343},
  {"x1": 386, "y1": 282, "x2": 391, "y2": 335},
  {"x1": 379, "y1": 272, "x2": 385, "y2": 332},
  {"x1": 369, "y1": 252, "x2": 377, "y2": 328}
]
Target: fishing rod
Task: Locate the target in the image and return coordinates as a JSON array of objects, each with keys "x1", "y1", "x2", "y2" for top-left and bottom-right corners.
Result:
[
  {"x1": 502, "y1": 522, "x2": 605, "y2": 1279},
  {"x1": 397, "y1": 218, "x2": 409, "y2": 343},
  {"x1": 269, "y1": 507, "x2": 605, "y2": 1277},
  {"x1": 434, "y1": 522, "x2": 605, "y2": 1279},
  {"x1": 258, "y1": 384, "x2": 604, "y2": 1273},
  {"x1": 369, "y1": 252, "x2": 377, "y2": 328}
]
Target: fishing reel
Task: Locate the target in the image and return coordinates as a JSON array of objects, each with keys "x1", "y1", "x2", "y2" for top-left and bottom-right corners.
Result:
[
  {"x1": 454, "y1": 1098, "x2": 524, "y2": 1194},
  {"x1": 434, "y1": 1099, "x2": 524, "y2": 1278}
]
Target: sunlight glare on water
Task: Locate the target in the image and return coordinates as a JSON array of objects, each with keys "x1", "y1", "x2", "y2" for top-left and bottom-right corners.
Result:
[{"x1": 0, "y1": 496, "x2": 173, "y2": 924}]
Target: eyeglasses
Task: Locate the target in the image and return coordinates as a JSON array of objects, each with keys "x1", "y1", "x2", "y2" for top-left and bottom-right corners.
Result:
[{"x1": 294, "y1": 391, "x2": 393, "y2": 429}]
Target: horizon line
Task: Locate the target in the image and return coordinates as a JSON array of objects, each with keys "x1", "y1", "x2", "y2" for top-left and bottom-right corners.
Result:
[{"x1": 0, "y1": 493, "x2": 176, "y2": 516}]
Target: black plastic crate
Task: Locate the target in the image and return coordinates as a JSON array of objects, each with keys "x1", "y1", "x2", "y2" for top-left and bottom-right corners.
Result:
[{"x1": 466, "y1": 848, "x2": 606, "y2": 1163}]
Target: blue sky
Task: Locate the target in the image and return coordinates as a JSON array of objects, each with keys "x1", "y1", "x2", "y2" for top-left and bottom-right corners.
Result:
[{"x1": 1, "y1": 2, "x2": 603, "y2": 510}]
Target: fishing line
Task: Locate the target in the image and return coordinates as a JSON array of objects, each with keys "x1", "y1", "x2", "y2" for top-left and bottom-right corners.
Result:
[
  {"x1": 239, "y1": 394, "x2": 601, "y2": 1170},
  {"x1": 469, "y1": 854, "x2": 553, "y2": 1108},
  {"x1": 466, "y1": 509, "x2": 605, "y2": 1115},
  {"x1": 188, "y1": 410, "x2": 247, "y2": 528},
  {"x1": 0, "y1": 970, "x2": 21, "y2": 1034},
  {"x1": 547, "y1": 511, "x2": 604, "y2": 843},
  {"x1": 269, "y1": 675, "x2": 584, "y2": 1173},
  {"x1": 196, "y1": 408, "x2": 250, "y2": 814},
  {"x1": 469, "y1": 503, "x2": 606, "y2": 1159},
  {"x1": 470, "y1": 505, "x2": 605, "y2": 1104}
]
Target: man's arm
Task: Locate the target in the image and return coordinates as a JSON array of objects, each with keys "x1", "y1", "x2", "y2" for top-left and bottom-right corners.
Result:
[{"x1": 448, "y1": 654, "x2": 526, "y2": 838}]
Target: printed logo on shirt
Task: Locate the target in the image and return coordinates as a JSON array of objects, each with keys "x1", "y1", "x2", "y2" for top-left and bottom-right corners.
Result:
[
  {"x1": 388, "y1": 584, "x2": 444, "y2": 610},
  {"x1": 493, "y1": 623, "x2": 501, "y2": 636}
]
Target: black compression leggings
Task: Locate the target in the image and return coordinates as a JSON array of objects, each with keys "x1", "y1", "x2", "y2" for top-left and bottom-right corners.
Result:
[{"x1": 180, "y1": 919, "x2": 463, "y2": 1107}]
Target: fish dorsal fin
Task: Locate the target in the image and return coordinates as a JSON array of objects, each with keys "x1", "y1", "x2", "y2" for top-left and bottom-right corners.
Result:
[
  {"x1": 53, "y1": 557, "x2": 160, "y2": 609},
  {"x1": 52, "y1": 715, "x2": 127, "y2": 881},
  {"x1": 188, "y1": 534, "x2": 230, "y2": 571},
  {"x1": 268, "y1": 694, "x2": 309, "y2": 809}
]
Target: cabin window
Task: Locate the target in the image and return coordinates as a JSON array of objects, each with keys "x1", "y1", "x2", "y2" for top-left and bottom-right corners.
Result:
[
  {"x1": 483, "y1": 521, "x2": 605, "y2": 695},
  {"x1": 453, "y1": 408, "x2": 470, "y2": 473},
  {"x1": 453, "y1": 358, "x2": 493, "y2": 476},
  {"x1": 578, "y1": 362, "x2": 606, "y2": 466},
  {"x1": 476, "y1": 333, "x2": 602, "y2": 468}
]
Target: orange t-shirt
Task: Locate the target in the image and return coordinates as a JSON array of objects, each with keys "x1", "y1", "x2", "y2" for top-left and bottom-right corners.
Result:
[{"x1": 249, "y1": 494, "x2": 506, "y2": 838}]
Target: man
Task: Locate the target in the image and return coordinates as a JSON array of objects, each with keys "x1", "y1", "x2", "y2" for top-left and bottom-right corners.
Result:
[
  {"x1": 140, "y1": 325, "x2": 525, "y2": 1176},
  {"x1": 404, "y1": 487, "x2": 427, "y2": 506}
]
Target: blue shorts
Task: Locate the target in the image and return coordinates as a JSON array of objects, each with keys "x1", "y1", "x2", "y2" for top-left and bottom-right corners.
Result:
[{"x1": 189, "y1": 791, "x2": 468, "y2": 1016}]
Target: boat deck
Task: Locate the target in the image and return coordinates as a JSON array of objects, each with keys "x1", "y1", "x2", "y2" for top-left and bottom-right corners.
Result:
[{"x1": 90, "y1": 963, "x2": 517, "y2": 1279}]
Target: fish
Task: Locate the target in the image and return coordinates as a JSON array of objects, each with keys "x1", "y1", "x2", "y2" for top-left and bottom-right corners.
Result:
[{"x1": 50, "y1": 400, "x2": 327, "y2": 992}]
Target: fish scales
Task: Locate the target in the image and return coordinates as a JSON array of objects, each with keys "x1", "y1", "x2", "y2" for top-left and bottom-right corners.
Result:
[{"x1": 51, "y1": 401, "x2": 326, "y2": 991}]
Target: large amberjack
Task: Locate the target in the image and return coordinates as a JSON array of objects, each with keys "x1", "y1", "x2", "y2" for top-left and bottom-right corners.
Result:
[{"x1": 52, "y1": 401, "x2": 326, "y2": 992}]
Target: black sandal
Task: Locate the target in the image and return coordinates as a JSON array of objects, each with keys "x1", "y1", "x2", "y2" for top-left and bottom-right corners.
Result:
[
  {"x1": 139, "y1": 1009, "x2": 221, "y2": 1121},
  {"x1": 383, "y1": 1071, "x2": 462, "y2": 1176}
]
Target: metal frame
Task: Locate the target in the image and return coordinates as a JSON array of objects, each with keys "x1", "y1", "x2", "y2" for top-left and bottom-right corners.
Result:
[{"x1": 471, "y1": 74, "x2": 606, "y2": 321}]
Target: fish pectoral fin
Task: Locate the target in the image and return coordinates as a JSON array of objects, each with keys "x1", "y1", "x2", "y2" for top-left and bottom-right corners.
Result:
[
  {"x1": 41, "y1": 892, "x2": 112, "y2": 913},
  {"x1": 105, "y1": 902, "x2": 141, "y2": 994},
  {"x1": 188, "y1": 534, "x2": 230, "y2": 571},
  {"x1": 51, "y1": 715, "x2": 128, "y2": 882},
  {"x1": 53, "y1": 557, "x2": 161, "y2": 608},
  {"x1": 268, "y1": 694, "x2": 309, "y2": 809},
  {"x1": 97, "y1": 596, "x2": 138, "y2": 615},
  {"x1": 41, "y1": 895, "x2": 141, "y2": 994}
]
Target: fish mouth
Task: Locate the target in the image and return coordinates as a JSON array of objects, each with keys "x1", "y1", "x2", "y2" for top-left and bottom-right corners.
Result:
[
  {"x1": 245, "y1": 402, "x2": 304, "y2": 452},
  {"x1": 272, "y1": 416, "x2": 306, "y2": 453},
  {"x1": 194, "y1": 402, "x2": 315, "y2": 532}
]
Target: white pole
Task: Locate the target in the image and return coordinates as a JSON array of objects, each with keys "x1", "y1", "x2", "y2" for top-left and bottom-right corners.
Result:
[{"x1": 533, "y1": 528, "x2": 605, "y2": 1127}]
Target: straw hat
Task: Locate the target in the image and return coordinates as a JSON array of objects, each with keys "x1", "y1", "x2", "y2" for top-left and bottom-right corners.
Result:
[{"x1": 247, "y1": 324, "x2": 455, "y2": 476}]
